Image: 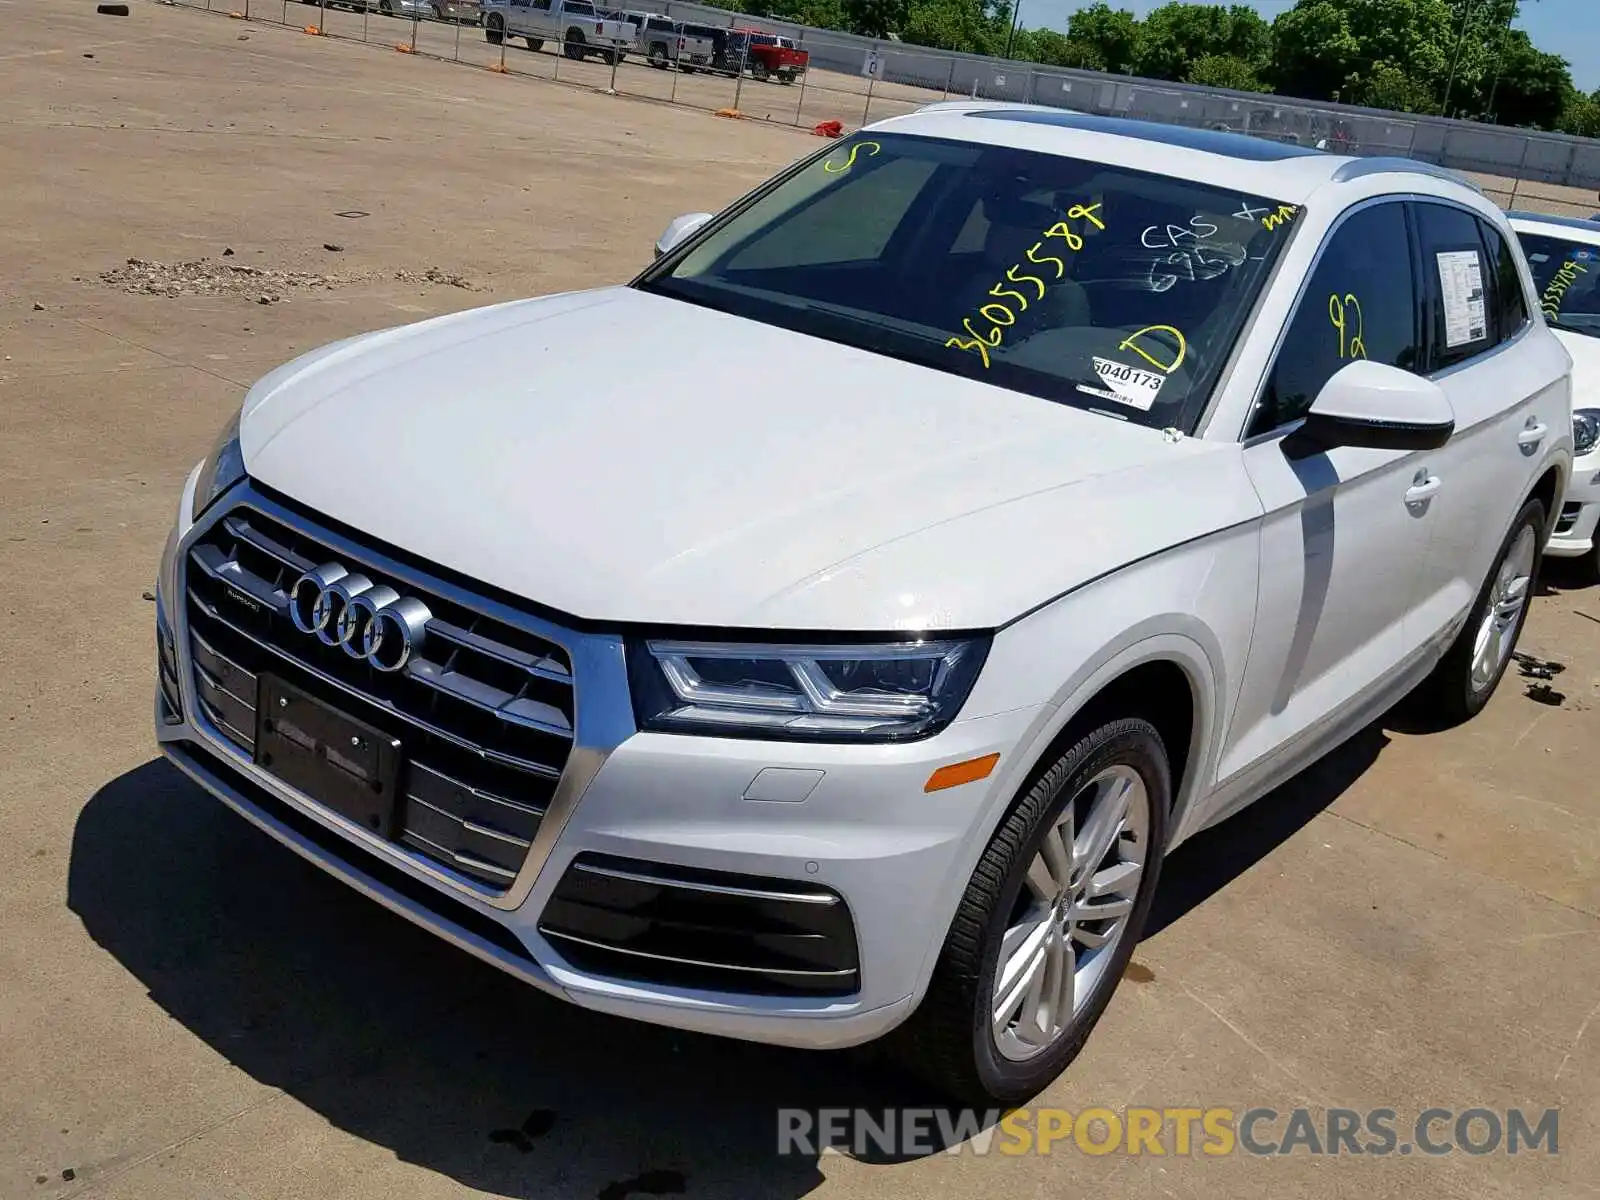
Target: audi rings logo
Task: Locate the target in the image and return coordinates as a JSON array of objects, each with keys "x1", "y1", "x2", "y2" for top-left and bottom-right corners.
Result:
[{"x1": 289, "y1": 562, "x2": 431, "y2": 673}]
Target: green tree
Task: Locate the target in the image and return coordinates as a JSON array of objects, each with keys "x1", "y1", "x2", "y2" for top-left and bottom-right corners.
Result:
[
  {"x1": 1015, "y1": 26, "x2": 1108, "y2": 70},
  {"x1": 1062, "y1": 3, "x2": 1142, "y2": 75},
  {"x1": 1347, "y1": 60, "x2": 1439, "y2": 112},
  {"x1": 1269, "y1": 0, "x2": 1455, "y2": 106},
  {"x1": 1186, "y1": 53, "x2": 1273, "y2": 93},
  {"x1": 1558, "y1": 87, "x2": 1600, "y2": 138},
  {"x1": 1475, "y1": 31, "x2": 1569, "y2": 128},
  {"x1": 763, "y1": 0, "x2": 848, "y2": 28},
  {"x1": 1135, "y1": 3, "x2": 1272, "y2": 83},
  {"x1": 839, "y1": 0, "x2": 910, "y2": 37},
  {"x1": 900, "y1": 0, "x2": 1009, "y2": 54}
]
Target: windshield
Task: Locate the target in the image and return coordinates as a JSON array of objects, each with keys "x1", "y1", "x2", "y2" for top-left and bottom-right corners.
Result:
[
  {"x1": 637, "y1": 132, "x2": 1300, "y2": 432},
  {"x1": 1516, "y1": 230, "x2": 1600, "y2": 338}
]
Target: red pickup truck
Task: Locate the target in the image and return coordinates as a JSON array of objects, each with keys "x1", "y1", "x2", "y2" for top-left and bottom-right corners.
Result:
[{"x1": 724, "y1": 29, "x2": 808, "y2": 84}]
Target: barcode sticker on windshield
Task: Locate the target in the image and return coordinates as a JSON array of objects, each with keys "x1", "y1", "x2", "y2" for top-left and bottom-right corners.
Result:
[{"x1": 1090, "y1": 357, "x2": 1165, "y2": 410}]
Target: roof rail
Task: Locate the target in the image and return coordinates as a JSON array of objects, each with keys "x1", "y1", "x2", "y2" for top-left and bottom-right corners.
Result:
[
  {"x1": 1331, "y1": 156, "x2": 1483, "y2": 193},
  {"x1": 913, "y1": 99, "x2": 1031, "y2": 115}
]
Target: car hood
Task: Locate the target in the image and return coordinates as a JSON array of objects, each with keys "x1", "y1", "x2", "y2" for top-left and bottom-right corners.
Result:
[{"x1": 240, "y1": 287, "x2": 1260, "y2": 630}]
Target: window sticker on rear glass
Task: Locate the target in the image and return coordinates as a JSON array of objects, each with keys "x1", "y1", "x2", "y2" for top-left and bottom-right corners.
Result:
[{"x1": 1436, "y1": 249, "x2": 1487, "y2": 348}]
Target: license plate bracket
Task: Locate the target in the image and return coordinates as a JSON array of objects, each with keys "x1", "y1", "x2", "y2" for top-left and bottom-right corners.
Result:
[{"x1": 255, "y1": 674, "x2": 402, "y2": 836}]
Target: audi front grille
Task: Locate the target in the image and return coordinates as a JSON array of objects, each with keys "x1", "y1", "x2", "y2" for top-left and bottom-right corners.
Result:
[{"x1": 182, "y1": 493, "x2": 576, "y2": 893}]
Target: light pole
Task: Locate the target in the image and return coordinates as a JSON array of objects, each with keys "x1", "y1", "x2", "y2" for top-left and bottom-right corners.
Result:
[
  {"x1": 1004, "y1": 0, "x2": 1023, "y2": 60},
  {"x1": 1440, "y1": 0, "x2": 1482, "y2": 117},
  {"x1": 1484, "y1": 0, "x2": 1532, "y2": 122}
]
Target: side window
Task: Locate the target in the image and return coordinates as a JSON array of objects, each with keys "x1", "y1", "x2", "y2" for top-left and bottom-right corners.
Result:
[
  {"x1": 1478, "y1": 220, "x2": 1529, "y2": 343},
  {"x1": 1413, "y1": 202, "x2": 1491, "y2": 371},
  {"x1": 1252, "y1": 201, "x2": 1419, "y2": 436}
]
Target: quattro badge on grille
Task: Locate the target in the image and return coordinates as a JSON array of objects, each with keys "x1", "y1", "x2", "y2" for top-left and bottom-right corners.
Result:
[{"x1": 289, "y1": 562, "x2": 431, "y2": 673}]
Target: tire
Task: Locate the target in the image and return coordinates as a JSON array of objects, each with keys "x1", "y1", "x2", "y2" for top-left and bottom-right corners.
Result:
[
  {"x1": 679, "y1": 64, "x2": 695, "y2": 74},
  {"x1": 525, "y1": 35, "x2": 542, "y2": 50},
  {"x1": 378, "y1": 0, "x2": 393, "y2": 14},
  {"x1": 751, "y1": 60, "x2": 769, "y2": 82},
  {"x1": 648, "y1": 43, "x2": 666, "y2": 68},
  {"x1": 563, "y1": 28, "x2": 585, "y2": 59},
  {"x1": 778, "y1": 71, "x2": 794, "y2": 85},
  {"x1": 484, "y1": 12, "x2": 503, "y2": 42},
  {"x1": 1413, "y1": 495, "x2": 1546, "y2": 725},
  {"x1": 891, "y1": 718, "x2": 1170, "y2": 1106}
]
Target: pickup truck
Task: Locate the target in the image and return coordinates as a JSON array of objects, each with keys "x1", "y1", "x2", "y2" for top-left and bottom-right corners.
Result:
[
  {"x1": 617, "y1": 11, "x2": 713, "y2": 71},
  {"x1": 721, "y1": 29, "x2": 808, "y2": 84},
  {"x1": 481, "y1": 0, "x2": 631, "y2": 61}
]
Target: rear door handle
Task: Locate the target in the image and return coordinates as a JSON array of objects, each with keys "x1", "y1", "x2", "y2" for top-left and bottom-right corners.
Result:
[
  {"x1": 1405, "y1": 473, "x2": 1442, "y2": 505},
  {"x1": 1518, "y1": 420, "x2": 1549, "y2": 450}
]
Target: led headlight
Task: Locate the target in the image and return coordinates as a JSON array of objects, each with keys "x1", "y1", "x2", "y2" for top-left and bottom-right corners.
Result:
[
  {"x1": 626, "y1": 637, "x2": 990, "y2": 743},
  {"x1": 1573, "y1": 408, "x2": 1600, "y2": 457},
  {"x1": 191, "y1": 409, "x2": 245, "y2": 521}
]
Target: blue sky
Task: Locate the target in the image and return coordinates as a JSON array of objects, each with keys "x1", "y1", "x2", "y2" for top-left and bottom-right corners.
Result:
[{"x1": 1020, "y1": 0, "x2": 1600, "y2": 92}]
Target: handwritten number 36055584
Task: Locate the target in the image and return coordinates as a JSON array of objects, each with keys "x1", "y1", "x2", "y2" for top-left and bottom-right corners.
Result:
[{"x1": 945, "y1": 204, "x2": 1105, "y2": 368}]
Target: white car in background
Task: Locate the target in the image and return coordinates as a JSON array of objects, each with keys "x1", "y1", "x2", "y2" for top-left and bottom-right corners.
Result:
[
  {"x1": 1509, "y1": 211, "x2": 1600, "y2": 578},
  {"x1": 156, "y1": 106, "x2": 1572, "y2": 1105}
]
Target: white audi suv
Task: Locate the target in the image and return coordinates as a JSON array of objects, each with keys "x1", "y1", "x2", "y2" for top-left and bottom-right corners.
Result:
[{"x1": 155, "y1": 105, "x2": 1572, "y2": 1104}]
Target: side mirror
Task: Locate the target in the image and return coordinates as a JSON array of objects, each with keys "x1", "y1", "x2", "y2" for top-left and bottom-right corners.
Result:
[
  {"x1": 1282, "y1": 360, "x2": 1456, "y2": 461},
  {"x1": 654, "y1": 212, "x2": 714, "y2": 260}
]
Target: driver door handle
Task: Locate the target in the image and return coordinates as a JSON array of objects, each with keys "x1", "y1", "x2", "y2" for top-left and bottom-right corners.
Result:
[
  {"x1": 1518, "y1": 420, "x2": 1548, "y2": 450},
  {"x1": 1405, "y1": 472, "x2": 1442, "y2": 505}
]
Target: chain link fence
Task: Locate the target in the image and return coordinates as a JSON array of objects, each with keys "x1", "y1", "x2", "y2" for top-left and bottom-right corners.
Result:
[{"x1": 165, "y1": 0, "x2": 1600, "y2": 218}]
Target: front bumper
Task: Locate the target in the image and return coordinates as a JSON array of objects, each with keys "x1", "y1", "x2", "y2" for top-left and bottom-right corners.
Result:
[
  {"x1": 154, "y1": 493, "x2": 1042, "y2": 1050},
  {"x1": 1546, "y1": 449, "x2": 1600, "y2": 557}
]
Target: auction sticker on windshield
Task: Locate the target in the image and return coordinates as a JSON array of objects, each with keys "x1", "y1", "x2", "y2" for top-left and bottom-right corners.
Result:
[{"x1": 1089, "y1": 357, "x2": 1165, "y2": 410}]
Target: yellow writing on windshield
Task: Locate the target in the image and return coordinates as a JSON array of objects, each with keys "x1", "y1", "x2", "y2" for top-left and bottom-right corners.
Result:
[
  {"x1": 1541, "y1": 259, "x2": 1588, "y2": 320},
  {"x1": 946, "y1": 200, "x2": 1105, "y2": 368},
  {"x1": 1328, "y1": 293, "x2": 1367, "y2": 360},
  {"x1": 1118, "y1": 325, "x2": 1187, "y2": 375},
  {"x1": 1261, "y1": 205, "x2": 1298, "y2": 232},
  {"x1": 821, "y1": 140, "x2": 881, "y2": 174}
]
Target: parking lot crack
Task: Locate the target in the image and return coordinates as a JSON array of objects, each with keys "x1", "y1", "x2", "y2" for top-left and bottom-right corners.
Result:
[{"x1": 1321, "y1": 808, "x2": 1600, "y2": 923}]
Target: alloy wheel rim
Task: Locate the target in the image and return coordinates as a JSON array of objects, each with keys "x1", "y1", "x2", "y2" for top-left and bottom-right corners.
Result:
[
  {"x1": 992, "y1": 764, "x2": 1149, "y2": 1062},
  {"x1": 1470, "y1": 525, "x2": 1537, "y2": 693}
]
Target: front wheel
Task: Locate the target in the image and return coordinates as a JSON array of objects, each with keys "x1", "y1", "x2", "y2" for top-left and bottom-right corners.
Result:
[
  {"x1": 751, "y1": 60, "x2": 769, "y2": 82},
  {"x1": 1414, "y1": 495, "x2": 1546, "y2": 725},
  {"x1": 484, "y1": 12, "x2": 503, "y2": 42},
  {"x1": 563, "y1": 29, "x2": 585, "y2": 58},
  {"x1": 892, "y1": 718, "x2": 1169, "y2": 1105},
  {"x1": 524, "y1": 35, "x2": 542, "y2": 50}
]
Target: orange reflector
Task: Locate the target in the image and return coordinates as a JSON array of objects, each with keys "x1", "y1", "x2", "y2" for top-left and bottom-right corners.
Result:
[{"x1": 924, "y1": 753, "x2": 1001, "y2": 793}]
